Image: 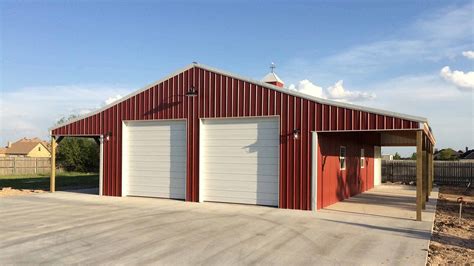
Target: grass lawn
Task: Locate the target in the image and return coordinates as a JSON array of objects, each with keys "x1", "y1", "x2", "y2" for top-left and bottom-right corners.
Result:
[{"x1": 0, "y1": 172, "x2": 99, "y2": 191}]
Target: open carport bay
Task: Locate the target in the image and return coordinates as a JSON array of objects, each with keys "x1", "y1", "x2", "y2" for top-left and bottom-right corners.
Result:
[{"x1": 0, "y1": 185, "x2": 437, "y2": 265}]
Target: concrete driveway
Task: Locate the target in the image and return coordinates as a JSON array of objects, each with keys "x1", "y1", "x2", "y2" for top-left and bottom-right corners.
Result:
[{"x1": 0, "y1": 185, "x2": 437, "y2": 265}]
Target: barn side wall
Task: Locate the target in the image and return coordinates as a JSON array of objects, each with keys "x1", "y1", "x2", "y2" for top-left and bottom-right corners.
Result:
[
  {"x1": 52, "y1": 66, "x2": 419, "y2": 210},
  {"x1": 317, "y1": 133, "x2": 378, "y2": 209}
]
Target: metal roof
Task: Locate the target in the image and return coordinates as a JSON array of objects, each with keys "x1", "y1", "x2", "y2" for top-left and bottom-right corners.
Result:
[{"x1": 51, "y1": 63, "x2": 428, "y2": 131}]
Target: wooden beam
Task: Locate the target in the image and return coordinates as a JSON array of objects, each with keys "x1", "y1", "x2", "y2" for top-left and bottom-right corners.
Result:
[
  {"x1": 431, "y1": 145, "x2": 434, "y2": 192},
  {"x1": 428, "y1": 144, "x2": 433, "y2": 196},
  {"x1": 416, "y1": 131, "x2": 423, "y2": 221},
  {"x1": 423, "y1": 143, "x2": 428, "y2": 205},
  {"x1": 50, "y1": 136, "x2": 56, "y2": 193}
]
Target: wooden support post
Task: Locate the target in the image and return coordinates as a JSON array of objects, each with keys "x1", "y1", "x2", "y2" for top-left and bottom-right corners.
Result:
[
  {"x1": 428, "y1": 144, "x2": 433, "y2": 195},
  {"x1": 431, "y1": 146, "x2": 435, "y2": 191},
  {"x1": 423, "y1": 144, "x2": 428, "y2": 204},
  {"x1": 416, "y1": 131, "x2": 423, "y2": 221},
  {"x1": 421, "y1": 140, "x2": 427, "y2": 209},
  {"x1": 50, "y1": 136, "x2": 56, "y2": 193}
]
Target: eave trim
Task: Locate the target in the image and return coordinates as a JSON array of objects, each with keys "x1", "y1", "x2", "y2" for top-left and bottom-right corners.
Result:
[{"x1": 50, "y1": 63, "x2": 428, "y2": 131}]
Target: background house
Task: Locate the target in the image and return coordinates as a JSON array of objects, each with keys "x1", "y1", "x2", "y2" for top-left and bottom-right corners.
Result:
[
  {"x1": 0, "y1": 138, "x2": 52, "y2": 158},
  {"x1": 460, "y1": 147, "x2": 474, "y2": 160}
]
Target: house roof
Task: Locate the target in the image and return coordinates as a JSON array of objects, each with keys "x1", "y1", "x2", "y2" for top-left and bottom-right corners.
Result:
[
  {"x1": 50, "y1": 63, "x2": 430, "y2": 132},
  {"x1": 0, "y1": 147, "x2": 7, "y2": 154},
  {"x1": 461, "y1": 150, "x2": 474, "y2": 159},
  {"x1": 4, "y1": 138, "x2": 50, "y2": 155}
]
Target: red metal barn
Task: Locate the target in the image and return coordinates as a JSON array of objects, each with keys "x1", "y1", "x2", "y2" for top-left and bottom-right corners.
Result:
[{"x1": 51, "y1": 63, "x2": 435, "y2": 210}]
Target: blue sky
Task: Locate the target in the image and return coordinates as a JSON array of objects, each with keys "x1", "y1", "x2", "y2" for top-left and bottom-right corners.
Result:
[{"x1": 1, "y1": 0, "x2": 473, "y2": 155}]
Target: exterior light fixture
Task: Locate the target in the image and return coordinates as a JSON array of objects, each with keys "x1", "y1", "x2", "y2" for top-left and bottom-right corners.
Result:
[
  {"x1": 293, "y1": 129, "x2": 300, "y2": 140},
  {"x1": 186, "y1": 87, "x2": 198, "y2": 97},
  {"x1": 105, "y1": 131, "x2": 112, "y2": 141}
]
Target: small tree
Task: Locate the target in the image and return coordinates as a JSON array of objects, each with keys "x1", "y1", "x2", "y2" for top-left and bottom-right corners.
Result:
[
  {"x1": 56, "y1": 138, "x2": 99, "y2": 172},
  {"x1": 393, "y1": 152, "x2": 401, "y2": 160},
  {"x1": 410, "y1": 152, "x2": 417, "y2": 160},
  {"x1": 438, "y1": 148, "x2": 458, "y2": 161}
]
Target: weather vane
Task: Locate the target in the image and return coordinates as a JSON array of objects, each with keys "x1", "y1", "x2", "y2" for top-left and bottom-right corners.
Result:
[{"x1": 270, "y1": 62, "x2": 276, "y2": 73}]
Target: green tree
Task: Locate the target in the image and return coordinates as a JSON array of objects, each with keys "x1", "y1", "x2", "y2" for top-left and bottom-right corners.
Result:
[
  {"x1": 393, "y1": 152, "x2": 401, "y2": 160},
  {"x1": 56, "y1": 138, "x2": 99, "y2": 172},
  {"x1": 410, "y1": 152, "x2": 417, "y2": 160},
  {"x1": 437, "y1": 148, "x2": 458, "y2": 161}
]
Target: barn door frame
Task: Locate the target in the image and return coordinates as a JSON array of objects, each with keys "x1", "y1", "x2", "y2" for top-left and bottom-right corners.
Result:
[{"x1": 311, "y1": 132, "x2": 318, "y2": 211}]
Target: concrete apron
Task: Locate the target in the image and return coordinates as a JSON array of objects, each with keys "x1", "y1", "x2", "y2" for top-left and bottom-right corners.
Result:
[{"x1": 0, "y1": 184, "x2": 437, "y2": 265}]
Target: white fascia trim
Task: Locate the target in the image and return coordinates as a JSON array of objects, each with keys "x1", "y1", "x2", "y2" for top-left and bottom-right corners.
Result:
[
  {"x1": 50, "y1": 62, "x2": 428, "y2": 131},
  {"x1": 196, "y1": 64, "x2": 428, "y2": 123},
  {"x1": 49, "y1": 63, "x2": 197, "y2": 131}
]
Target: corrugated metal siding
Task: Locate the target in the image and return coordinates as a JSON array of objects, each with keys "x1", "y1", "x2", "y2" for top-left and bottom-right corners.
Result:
[
  {"x1": 52, "y1": 66, "x2": 419, "y2": 210},
  {"x1": 317, "y1": 133, "x2": 377, "y2": 209}
]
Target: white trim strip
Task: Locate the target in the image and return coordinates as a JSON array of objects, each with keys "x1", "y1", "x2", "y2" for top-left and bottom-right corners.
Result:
[{"x1": 50, "y1": 63, "x2": 428, "y2": 131}]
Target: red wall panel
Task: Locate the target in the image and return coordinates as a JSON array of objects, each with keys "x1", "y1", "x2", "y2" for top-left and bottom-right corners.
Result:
[
  {"x1": 52, "y1": 66, "x2": 419, "y2": 210},
  {"x1": 317, "y1": 133, "x2": 376, "y2": 209}
]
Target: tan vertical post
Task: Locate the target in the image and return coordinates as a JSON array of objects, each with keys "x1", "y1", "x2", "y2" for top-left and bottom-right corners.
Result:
[
  {"x1": 431, "y1": 145, "x2": 434, "y2": 192},
  {"x1": 423, "y1": 141, "x2": 428, "y2": 204},
  {"x1": 428, "y1": 144, "x2": 433, "y2": 195},
  {"x1": 50, "y1": 136, "x2": 56, "y2": 193},
  {"x1": 416, "y1": 131, "x2": 423, "y2": 221}
]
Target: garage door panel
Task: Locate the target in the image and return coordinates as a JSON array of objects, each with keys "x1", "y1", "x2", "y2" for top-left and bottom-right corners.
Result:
[
  {"x1": 128, "y1": 179, "x2": 185, "y2": 189},
  {"x1": 204, "y1": 147, "x2": 279, "y2": 157},
  {"x1": 126, "y1": 122, "x2": 184, "y2": 130},
  {"x1": 128, "y1": 171, "x2": 185, "y2": 179},
  {"x1": 128, "y1": 144, "x2": 186, "y2": 151},
  {"x1": 203, "y1": 191, "x2": 278, "y2": 205},
  {"x1": 204, "y1": 164, "x2": 278, "y2": 176},
  {"x1": 205, "y1": 180, "x2": 278, "y2": 194},
  {"x1": 124, "y1": 120, "x2": 186, "y2": 199},
  {"x1": 127, "y1": 188, "x2": 185, "y2": 199},
  {"x1": 203, "y1": 156, "x2": 278, "y2": 164},
  {"x1": 128, "y1": 134, "x2": 187, "y2": 142},
  {"x1": 128, "y1": 164, "x2": 185, "y2": 173},
  {"x1": 201, "y1": 118, "x2": 279, "y2": 206},
  {"x1": 128, "y1": 155, "x2": 186, "y2": 163},
  {"x1": 203, "y1": 120, "x2": 278, "y2": 129},
  {"x1": 204, "y1": 139, "x2": 278, "y2": 147},
  {"x1": 205, "y1": 174, "x2": 278, "y2": 183},
  {"x1": 204, "y1": 196, "x2": 277, "y2": 206}
]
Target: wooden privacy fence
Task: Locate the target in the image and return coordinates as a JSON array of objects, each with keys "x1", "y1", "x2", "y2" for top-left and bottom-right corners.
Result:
[
  {"x1": 0, "y1": 157, "x2": 51, "y2": 175},
  {"x1": 383, "y1": 160, "x2": 474, "y2": 186}
]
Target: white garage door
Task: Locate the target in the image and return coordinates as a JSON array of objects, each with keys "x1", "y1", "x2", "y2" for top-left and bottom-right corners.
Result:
[
  {"x1": 122, "y1": 120, "x2": 186, "y2": 199},
  {"x1": 200, "y1": 118, "x2": 279, "y2": 206}
]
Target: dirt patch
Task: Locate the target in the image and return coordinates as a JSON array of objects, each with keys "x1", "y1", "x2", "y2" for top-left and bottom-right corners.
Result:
[
  {"x1": 0, "y1": 187, "x2": 45, "y2": 197},
  {"x1": 428, "y1": 186, "x2": 474, "y2": 265}
]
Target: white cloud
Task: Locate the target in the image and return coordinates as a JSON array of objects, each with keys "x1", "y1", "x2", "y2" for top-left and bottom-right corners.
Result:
[
  {"x1": 105, "y1": 95, "x2": 123, "y2": 105},
  {"x1": 440, "y1": 66, "x2": 474, "y2": 90},
  {"x1": 326, "y1": 80, "x2": 375, "y2": 101},
  {"x1": 462, "y1": 50, "x2": 474, "y2": 60},
  {"x1": 0, "y1": 85, "x2": 132, "y2": 145},
  {"x1": 288, "y1": 80, "x2": 324, "y2": 98},
  {"x1": 288, "y1": 79, "x2": 375, "y2": 102}
]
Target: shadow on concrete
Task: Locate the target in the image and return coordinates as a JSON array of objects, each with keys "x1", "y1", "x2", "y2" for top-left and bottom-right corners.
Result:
[
  {"x1": 321, "y1": 218, "x2": 431, "y2": 240},
  {"x1": 63, "y1": 187, "x2": 99, "y2": 195},
  {"x1": 324, "y1": 208, "x2": 414, "y2": 221}
]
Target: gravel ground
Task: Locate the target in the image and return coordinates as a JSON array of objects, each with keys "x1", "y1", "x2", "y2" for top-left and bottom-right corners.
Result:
[
  {"x1": 428, "y1": 186, "x2": 474, "y2": 265},
  {"x1": 0, "y1": 187, "x2": 45, "y2": 197}
]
